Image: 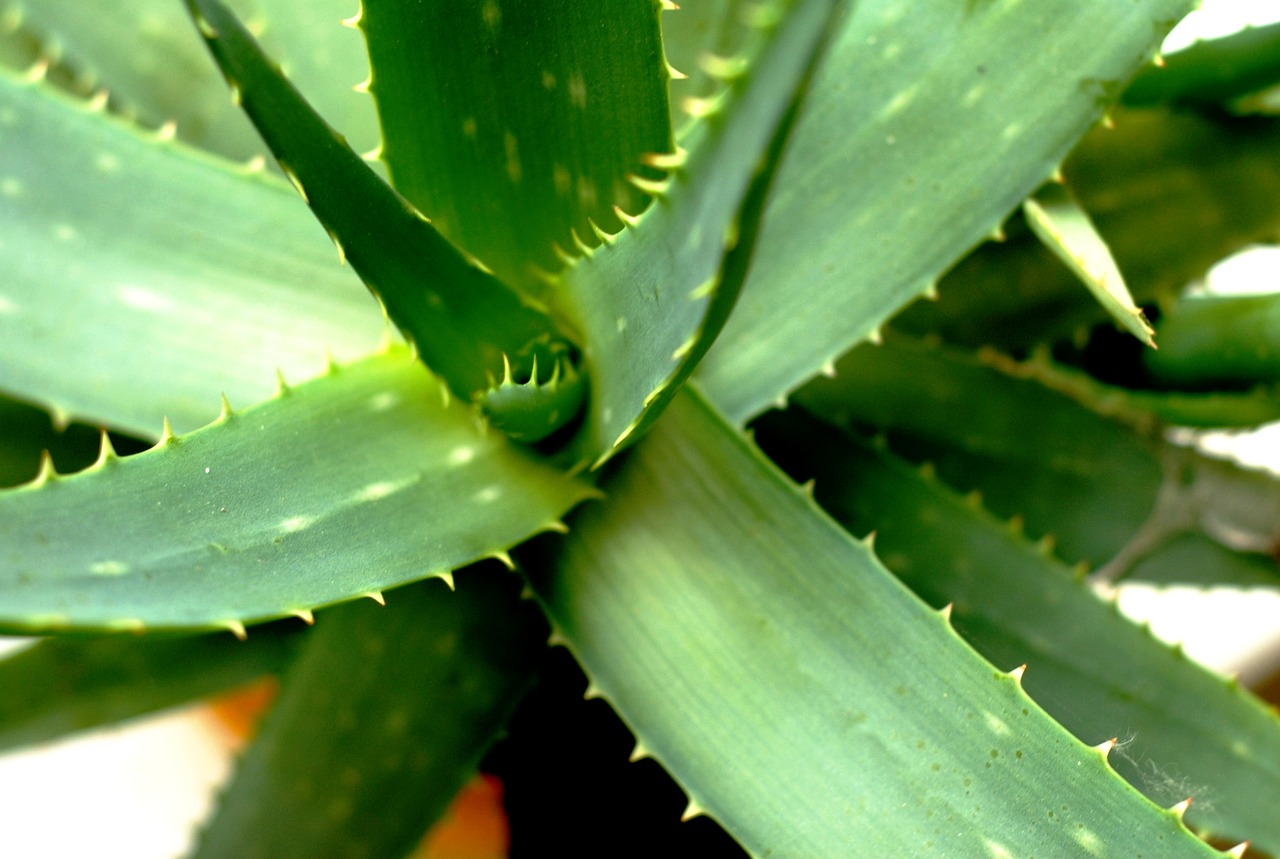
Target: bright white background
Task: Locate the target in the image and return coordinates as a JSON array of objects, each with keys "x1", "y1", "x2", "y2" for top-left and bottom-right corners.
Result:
[{"x1": 3, "y1": 2, "x2": 1280, "y2": 856}]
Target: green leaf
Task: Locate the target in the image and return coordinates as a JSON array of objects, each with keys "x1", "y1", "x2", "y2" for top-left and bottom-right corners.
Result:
[
  {"x1": 555, "y1": 0, "x2": 845, "y2": 467},
  {"x1": 359, "y1": 0, "x2": 672, "y2": 297},
  {"x1": 13, "y1": 0, "x2": 378, "y2": 162},
  {"x1": 184, "y1": 0, "x2": 580, "y2": 408},
  {"x1": 193, "y1": 570, "x2": 544, "y2": 859},
  {"x1": 977, "y1": 347, "x2": 1280, "y2": 430},
  {"x1": 1023, "y1": 182, "x2": 1155, "y2": 347},
  {"x1": 0, "y1": 626, "x2": 299, "y2": 753},
  {"x1": 0, "y1": 348, "x2": 596, "y2": 634},
  {"x1": 793, "y1": 334, "x2": 1280, "y2": 582},
  {"x1": 1125, "y1": 21, "x2": 1280, "y2": 109},
  {"x1": 696, "y1": 0, "x2": 1196, "y2": 423},
  {"x1": 1146, "y1": 292, "x2": 1280, "y2": 389},
  {"x1": 758, "y1": 410, "x2": 1280, "y2": 852},
  {"x1": 794, "y1": 334, "x2": 1163, "y2": 568},
  {"x1": 0, "y1": 67, "x2": 382, "y2": 436},
  {"x1": 532, "y1": 387, "x2": 1220, "y2": 857},
  {"x1": 896, "y1": 107, "x2": 1280, "y2": 352}
]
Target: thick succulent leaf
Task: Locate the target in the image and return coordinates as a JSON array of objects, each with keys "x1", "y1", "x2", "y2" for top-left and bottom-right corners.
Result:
[
  {"x1": 758, "y1": 411, "x2": 1280, "y2": 851},
  {"x1": 793, "y1": 334, "x2": 1280, "y2": 579},
  {"x1": 12, "y1": 0, "x2": 377, "y2": 162},
  {"x1": 184, "y1": 0, "x2": 576, "y2": 405},
  {"x1": 897, "y1": 107, "x2": 1280, "y2": 352},
  {"x1": 555, "y1": 0, "x2": 844, "y2": 467},
  {"x1": 531, "y1": 388, "x2": 1219, "y2": 857},
  {"x1": 194, "y1": 571, "x2": 544, "y2": 859},
  {"x1": 0, "y1": 67, "x2": 382, "y2": 436},
  {"x1": 1023, "y1": 182, "x2": 1155, "y2": 347},
  {"x1": 0, "y1": 347, "x2": 596, "y2": 634},
  {"x1": 1146, "y1": 292, "x2": 1280, "y2": 389},
  {"x1": 359, "y1": 0, "x2": 672, "y2": 296},
  {"x1": 978, "y1": 347, "x2": 1280, "y2": 430},
  {"x1": 1125, "y1": 21, "x2": 1280, "y2": 108},
  {"x1": 696, "y1": 0, "x2": 1196, "y2": 423},
  {"x1": 0, "y1": 625, "x2": 299, "y2": 753}
]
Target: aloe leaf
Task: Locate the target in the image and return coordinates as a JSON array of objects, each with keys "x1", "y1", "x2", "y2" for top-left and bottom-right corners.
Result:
[
  {"x1": 555, "y1": 0, "x2": 844, "y2": 467},
  {"x1": 184, "y1": 0, "x2": 579, "y2": 407},
  {"x1": 0, "y1": 626, "x2": 299, "y2": 752},
  {"x1": 758, "y1": 410, "x2": 1280, "y2": 851},
  {"x1": 13, "y1": 0, "x2": 377, "y2": 162},
  {"x1": 0, "y1": 347, "x2": 596, "y2": 635},
  {"x1": 696, "y1": 0, "x2": 1196, "y2": 423},
  {"x1": 531, "y1": 387, "x2": 1221, "y2": 857},
  {"x1": 1023, "y1": 182, "x2": 1155, "y2": 347},
  {"x1": 896, "y1": 107, "x2": 1280, "y2": 352},
  {"x1": 0, "y1": 67, "x2": 382, "y2": 436},
  {"x1": 358, "y1": 0, "x2": 672, "y2": 297},
  {"x1": 794, "y1": 334, "x2": 1280, "y2": 581},
  {"x1": 193, "y1": 571, "x2": 544, "y2": 859},
  {"x1": 1125, "y1": 21, "x2": 1280, "y2": 108},
  {"x1": 978, "y1": 347, "x2": 1280, "y2": 430},
  {"x1": 1146, "y1": 292, "x2": 1280, "y2": 389}
]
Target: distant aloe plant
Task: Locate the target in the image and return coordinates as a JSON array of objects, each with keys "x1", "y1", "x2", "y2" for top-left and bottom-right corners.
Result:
[{"x1": 3, "y1": 0, "x2": 1280, "y2": 855}]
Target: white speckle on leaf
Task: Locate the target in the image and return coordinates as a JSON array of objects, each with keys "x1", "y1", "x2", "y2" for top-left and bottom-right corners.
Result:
[
  {"x1": 615, "y1": 316, "x2": 627, "y2": 333},
  {"x1": 90, "y1": 561, "x2": 129, "y2": 576},
  {"x1": 117, "y1": 284, "x2": 175, "y2": 314},
  {"x1": 504, "y1": 130, "x2": 521, "y2": 183},
  {"x1": 474, "y1": 485, "x2": 502, "y2": 504},
  {"x1": 963, "y1": 84, "x2": 985, "y2": 106},
  {"x1": 568, "y1": 71, "x2": 587, "y2": 108},
  {"x1": 53, "y1": 224, "x2": 78, "y2": 242},
  {"x1": 883, "y1": 85, "x2": 915, "y2": 115},
  {"x1": 281, "y1": 515, "x2": 314, "y2": 533},
  {"x1": 1073, "y1": 827, "x2": 1101, "y2": 854},
  {"x1": 204, "y1": 467, "x2": 211, "y2": 474},
  {"x1": 355, "y1": 477, "x2": 414, "y2": 502},
  {"x1": 0, "y1": 295, "x2": 17, "y2": 315},
  {"x1": 985, "y1": 841, "x2": 1014, "y2": 859},
  {"x1": 96, "y1": 152, "x2": 121, "y2": 173},
  {"x1": 984, "y1": 712, "x2": 1008, "y2": 735},
  {"x1": 481, "y1": 0, "x2": 500, "y2": 30},
  {"x1": 448, "y1": 446, "x2": 476, "y2": 466},
  {"x1": 1002, "y1": 121, "x2": 1023, "y2": 141},
  {"x1": 553, "y1": 163, "x2": 572, "y2": 196},
  {"x1": 367, "y1": 391, "x2": 400, "y2": 412},
  {"x1": 576, "y1": 175, "x2": 597, "y2": 209},
  {"x1": 1, "y1": 177, "x2": 23, "y2": 197}
]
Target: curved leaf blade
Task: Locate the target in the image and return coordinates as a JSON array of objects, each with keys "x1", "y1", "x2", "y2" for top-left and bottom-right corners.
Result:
[
  {"x1": 759, "y1": 410, "x2": 1280, "y2": 852},
  {"x1": 697, "y1": 0, "x2": 1196, "y2": 423},
  {"x1": 0, "y1": 67, "x2": 382, "y2": 436},
  {"x1": 532, "y1": 388, "x2": 1220, "y2": 856},
  {"x1": 0, "y1": 347, "x2": 596, "y2": 634},
  {"x1": 557, "y1": 0, "x2": 845, "y2": 467},
  {"x1": 0, "y1": 626, "x2": 299, "y2": 753},
  {"x1": 184, "y1": 0, "x2": 576, "y2": 403},
  {"x1": 1023, "y1": 182, "x2": 1155, "y2": 347},
  {"x1": 360, "y1": 0, "x2": 672, "y2": 296},
  {"x1": 12, "y1": 0, "x2": 379, "y2": 163},
  {"x1": 193, "y1": 571, "x2": 545, "y2": 859}
]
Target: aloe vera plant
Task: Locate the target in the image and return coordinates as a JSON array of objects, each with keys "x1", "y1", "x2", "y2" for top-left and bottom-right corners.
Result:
[{"x1": 3, "y1": 0, "x2": 1280, "y2": 855}]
